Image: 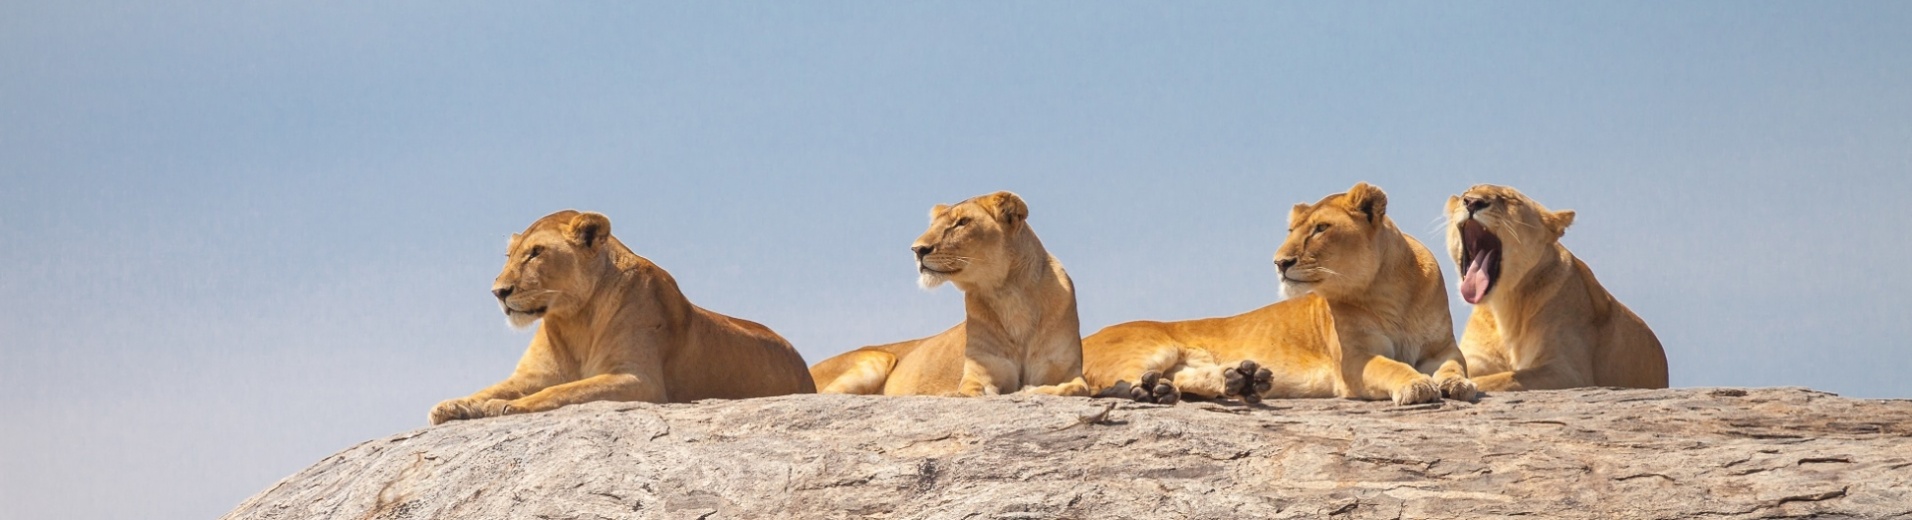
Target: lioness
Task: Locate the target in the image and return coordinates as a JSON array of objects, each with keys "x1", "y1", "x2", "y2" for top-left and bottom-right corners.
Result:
[
  {"x1": 1083, "y1": 182, "x2": 1476, "y2": 405},
  {"x1": 809, "y1": 191, "x2": 1092, "y2": 397},
  {"x1": 428, "y1": 210, "x2": 815, "y2": 425},
  {"x1": 1446, "y1": 185, "x2": 1668, "y2": 390}
]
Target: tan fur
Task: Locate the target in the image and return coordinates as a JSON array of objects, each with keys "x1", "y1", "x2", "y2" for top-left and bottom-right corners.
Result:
[
  {"x1": 428, "y1": 210, "x2": 814, "y2": 425},
  {"x1": 1083, "y1": 182, "x2": 1477, "y2": 405},
  {"x1": 809, "y1": 191, "x2": 1092, "y2": 397},
  {"x1": 1445, "y1": 185, "x2": 1668, "y2": 390}
]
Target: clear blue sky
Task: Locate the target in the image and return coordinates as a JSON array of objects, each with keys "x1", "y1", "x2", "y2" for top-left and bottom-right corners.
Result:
[{"x1": 4, "y1": 2, "x2": 1909, "y2": 519}]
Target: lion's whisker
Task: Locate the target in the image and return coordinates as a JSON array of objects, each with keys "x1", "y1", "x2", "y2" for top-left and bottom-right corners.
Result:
[
  {"x1": 1424, "y1": 214, "x2": 1453, "y2": 236},
  {"x1": 1495, "y1": 220, "x2": 1540, "y2": 246}
]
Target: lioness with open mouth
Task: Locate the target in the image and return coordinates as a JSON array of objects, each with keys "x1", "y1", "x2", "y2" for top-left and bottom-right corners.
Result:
[{"x1": 1447, "y1": 185, "x2": 1668, "y2": 390}]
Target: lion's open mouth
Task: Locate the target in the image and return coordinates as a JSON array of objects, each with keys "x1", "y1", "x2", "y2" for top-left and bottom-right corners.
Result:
[{"x1": 1458, "y1": 220, "x2": 1502, "y2": 305}]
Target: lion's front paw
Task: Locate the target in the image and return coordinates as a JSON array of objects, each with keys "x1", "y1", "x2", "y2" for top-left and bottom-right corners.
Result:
[
  {"x1": 1018, "y1": 378, "x2": 1092, "y2": 397},
  {"x1": 1438, "y1": 376, "x2": 1479, "y2": 402},
  {"x1": 477, "y1": 399, "x2": 515, "y2": 417},
  {"x1": 428, "y1": 398, "x2": 480, "y2": 425},
  {"x1": 1391, "y1": 378, "x2": 1441, "y2": 406},
  {"x1": 428, "y1": 398, "x2": 516, "y2": 425},
  {"x1": 1222, "y1": 360, "x2": 1275, "y2": 404}
]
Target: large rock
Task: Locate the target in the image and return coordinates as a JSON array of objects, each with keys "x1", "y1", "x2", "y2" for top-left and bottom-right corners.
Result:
[{"x1": 226, "y1": 388, "x2": 1912, "y2": 519}]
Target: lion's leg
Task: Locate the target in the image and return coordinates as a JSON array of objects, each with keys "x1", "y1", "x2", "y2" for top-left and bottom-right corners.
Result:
[
  {"x1": 1460, "y1": 357, "x2": 1511, "y2": 381},
  {"x1": 1469, "y1": 371, "x2": 1521, "y2": 392},
  {"x1": 508, "y1": 372, "x2": 668, "y2": 413},
  {"x1": 1456, "y1": 312, "x2": 1516, "y2": 392},
  {"x1": 1090, "y1": 344, "x2": 1189, "y2": 404},
  {"x1": 810, "y1": 350, "x2": 897, "y2": 395},
  {"x1": 1015, "y1": 343, "x2": 1092, "y2": 397},
  {"x1": 1258, "y1": 359, "x2": 1340, "y2": 400},
  {"x1": 429, "y1": 376, "x2": 553, "y2": 426},
  {"x1": 1471, "y1": 363, "x2": 1590, "y2": 392},
  {"x1": 956, "y1": 355, "x2": 1018, "y2": 397},
  {"x1": 1159, "y1": 357, "x2": 1274, "y2": 404},
  {"x1": 1020, "y1": 377, "x2": 1093, "y2": 397},
  {"x1": 1459, "y1": 345, "x2": 1512, "y2": 378},
  {"x1": 1459, "y1": 351, "x2": 1516, "y2": 391},
  {"x1": 1167, "y1": 362, "x2": 1227, "y2": 399},
  {"x1": 1472, "y1": 335, "x2": 1596, "y2": 391},
  {"x1": 1161, "y1": 350, "x2": 1231, "y2": 400},
  {"x1": 453, "y1": 376, "x2": 548, "y2": 410},
  {"x1": 430, "y1": 330, "x2": 569, "y2": 425},
  {"x1": 1416, "y1": 340, "x2": 1479, "y2": 402},
  {"x1": 1346, "y1": 354, "x2": 1440, "y2": 405}
]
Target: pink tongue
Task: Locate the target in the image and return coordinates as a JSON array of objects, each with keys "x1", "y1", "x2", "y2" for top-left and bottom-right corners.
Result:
[{"x1": 1460, "y1": 250, "x2": 1495, "y2": 304}]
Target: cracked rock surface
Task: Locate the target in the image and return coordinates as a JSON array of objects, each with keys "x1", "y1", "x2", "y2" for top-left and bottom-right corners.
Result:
[{"x1": 225, "y1": 387, "x2": 1912, "y2": 519}]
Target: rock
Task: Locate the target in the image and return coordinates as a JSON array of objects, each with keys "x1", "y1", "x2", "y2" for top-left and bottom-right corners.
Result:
[{"x1": 225, "y1": 388, "x2": 1912, "y2": 519}]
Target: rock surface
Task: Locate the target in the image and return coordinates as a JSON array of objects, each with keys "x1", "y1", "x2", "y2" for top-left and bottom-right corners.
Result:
[{"x1": 225, "y1": 388, "x2": 1912, "y2": 519}]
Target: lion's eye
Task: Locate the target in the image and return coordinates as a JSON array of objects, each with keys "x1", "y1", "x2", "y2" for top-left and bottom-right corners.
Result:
[
  {"x1": 1313, "y1": 223, "x2": 1330, "y2": 234},
  {"x1": 527, "y1": 246, "x2": 543, "y2": 259},
  {"x1": 954, "y1": 217, "x2": 970, "y2": 228}
]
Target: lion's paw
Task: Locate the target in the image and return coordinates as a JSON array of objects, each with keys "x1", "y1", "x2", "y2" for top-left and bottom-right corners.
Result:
[
  {"x1": 478, "y1": 398, "x2": 515, "y2": 417},
  {"x1": 428, "y1": 397, "x2": 516, "y2": 425},
  {"x1": 1391, "y1": 378, "x2": 1442, "y2": 406},
  {"x1": 1222, "y1": 360, "x2": 1275, "y2": 404},
  {"x1": 428, "y1": 398, "x2": 479, "y2": 425},
  {"x1": 1093, "y1": 380, "x2": 1134, "y2": 400},
  {"x1": 1126, "y1": 371, "x2": 1181, "y2": 404},
  {"x1": 1438, "y1": 376, "x2": 1479, "y2": 402},
  {"x1": 1096, "y1": 372, "x2": 1182, "y2": 404}
]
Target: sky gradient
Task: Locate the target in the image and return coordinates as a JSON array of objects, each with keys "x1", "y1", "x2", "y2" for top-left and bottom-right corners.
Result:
[{"x1": 4, "y1": 3, "x2": 1911, "y2": 519}]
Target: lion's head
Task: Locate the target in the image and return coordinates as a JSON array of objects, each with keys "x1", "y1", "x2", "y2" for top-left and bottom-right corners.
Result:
[
  {"x1": 490, "y1": 210, "x2": 616, "y2": 329},
  {"x1": 1273, "y1": 182, "x2": 1400, "y2": 300},
  {"x1": 911, "y1": 191, "x2": 1031, "y2": 291},
  {"x1": 1444, "y1": 184, "x2": 1575, "y2": 304}
]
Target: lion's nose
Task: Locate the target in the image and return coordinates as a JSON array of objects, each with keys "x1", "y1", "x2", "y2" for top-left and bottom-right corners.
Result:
[
  {"x1": 1274, "y1": 257, "x2": 1298, "y2": 273},
  {"x1": 492, "y1": 286, "x2": 514, "y2": 301},
  {"x1": 912, "y1": 245, "x2": 933, "y2": 260},
  {"x1": 1464, "y1": 197, "x2": 1490, "y2": 214}
]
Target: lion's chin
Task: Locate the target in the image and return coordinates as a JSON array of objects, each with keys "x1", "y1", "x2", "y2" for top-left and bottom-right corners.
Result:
[
  {"x1": 504, "y1": 308, "x2": 545, "y2": 330},
  {"x1": 918, "y1": 270, "x2": 949, "y2": 290}
]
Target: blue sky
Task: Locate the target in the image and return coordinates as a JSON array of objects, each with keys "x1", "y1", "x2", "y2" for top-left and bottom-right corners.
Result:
[{"x1": 4, "y1": 3, "x2": 1910, "y2": 519}]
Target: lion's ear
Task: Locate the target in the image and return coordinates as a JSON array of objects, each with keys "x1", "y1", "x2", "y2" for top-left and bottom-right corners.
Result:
[
  {"x1": 1346, "y1": 182, "x2": 1388, "y2": 224},
  {"x1": 987, "y1": 191, "x2": 1028, "y2": 226},
  {"x1": 929, "y1": 204, "x2": 950, "y2": 221},
  {"x1": 1545, "y1": 209, "x2": 1575, "y2": 236},
  {"x1": 566, "y1": 212, "x2": 612, "y2": 248}
]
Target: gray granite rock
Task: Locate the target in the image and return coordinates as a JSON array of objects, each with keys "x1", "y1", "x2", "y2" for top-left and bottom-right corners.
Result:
[{"x1": 224, "y1": 388, "x2": 1912, "y2": 519}]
